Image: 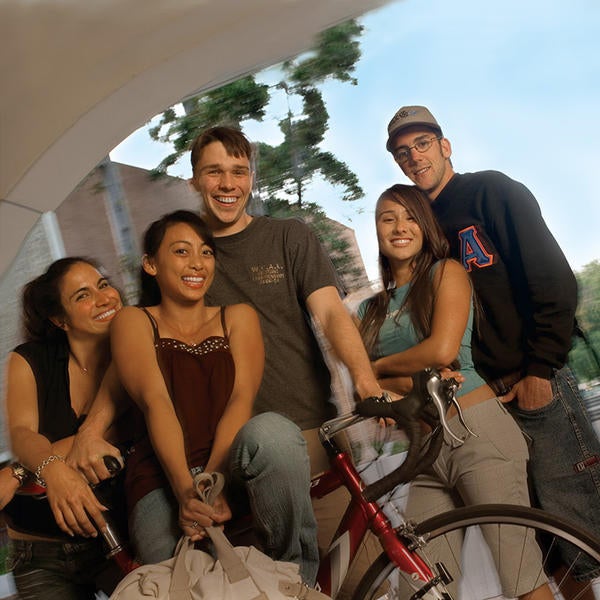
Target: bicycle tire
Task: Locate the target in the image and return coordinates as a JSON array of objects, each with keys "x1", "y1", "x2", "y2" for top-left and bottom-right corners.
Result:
[{"x1": 352, "y1": 503, "x2": 600, "y2": 600}]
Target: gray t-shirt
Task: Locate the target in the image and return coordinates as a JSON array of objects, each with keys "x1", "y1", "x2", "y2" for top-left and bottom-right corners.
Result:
[{"x1": 206, "y1": 216, "x2": 340, "y2": 430}]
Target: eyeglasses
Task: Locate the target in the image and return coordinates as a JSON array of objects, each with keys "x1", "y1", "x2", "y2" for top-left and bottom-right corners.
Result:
[{"x1": 393, "y1": 136, "x2": 442, "y2": 164}]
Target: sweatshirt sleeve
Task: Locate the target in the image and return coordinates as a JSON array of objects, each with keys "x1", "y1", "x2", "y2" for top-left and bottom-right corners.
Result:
[{"x1": 485, "y1": 173, "x2": 577, "y2": 379}]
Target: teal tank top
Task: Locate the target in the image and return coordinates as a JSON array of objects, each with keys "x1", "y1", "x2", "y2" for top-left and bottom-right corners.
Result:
[{"x1": 357, "y1": 266, "x2": 485, "y2": 397}]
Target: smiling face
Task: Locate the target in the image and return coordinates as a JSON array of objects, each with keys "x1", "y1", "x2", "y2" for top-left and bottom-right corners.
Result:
[
  {"x1": 143, "y1": 222, "x2": 215, "y2": 303},
  {"x1": 392, "y1": 127, "x2": 454, "y2": 200},
  {"x1": 376, "y1": 196, "x2": 424, "y2": 271},
  {"x1": 57, "y1": 261, "x2": 122, "y2": 338},
  {"x1": 190, "y1": 141, "x2": 254, "y2": 236}
]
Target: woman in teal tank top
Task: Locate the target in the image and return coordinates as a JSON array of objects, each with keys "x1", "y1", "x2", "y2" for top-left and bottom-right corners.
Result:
[{"x1": 355, "y1": 185, "x2": 552, "y2": 600}]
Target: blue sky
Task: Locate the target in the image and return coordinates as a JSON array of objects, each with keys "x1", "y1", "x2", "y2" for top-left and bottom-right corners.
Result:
[{"x1": 111, "y1": 0, "x2": 600, "y2": 281}]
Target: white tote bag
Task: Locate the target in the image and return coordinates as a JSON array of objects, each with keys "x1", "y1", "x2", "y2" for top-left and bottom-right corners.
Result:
[{"x1": 110, "y1": 473, "x2": 331, "y2": 600}]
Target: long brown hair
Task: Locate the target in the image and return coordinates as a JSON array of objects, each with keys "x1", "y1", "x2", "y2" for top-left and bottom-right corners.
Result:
[
  {"x1": 359, "y1": 184, "x2": 450, "y2": 356},
  {"x1": 190, "y1": 126, "x2": 252, "y2": 176}
]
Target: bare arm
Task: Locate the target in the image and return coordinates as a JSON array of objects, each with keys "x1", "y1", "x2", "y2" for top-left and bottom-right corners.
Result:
[
  {"x1": 203, "y1": 304, "x2": 264, "y2": 527},
  {"x1": 66, "y1": 362, "x2": 128, "y2": 484},
  {"x1": 110, "y1": 307, "x2": 212, "y2": 540},
  {"x1": 205, "y1": 304, "x2": 264, "y2": 474},
  {"x1": 0, "y1": 466, "x2": 21, "y2": 510},
  {"x1": 371, "y1": 261, "x2": 472, "y2": 378},
  {"x1": 307, "y1": 286, "x2": 382, "y2": 400},
  {"x1": 5, "y1": 352, "x2": 107, "y2": 537},
  {"x1": 111, "y1": 308, "x2": 192, "y2": 499}
]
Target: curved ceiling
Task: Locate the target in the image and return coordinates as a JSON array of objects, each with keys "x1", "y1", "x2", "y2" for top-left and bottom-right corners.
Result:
[{"x1": 0, "y1": 0, "x2": 391, "y2": 274}]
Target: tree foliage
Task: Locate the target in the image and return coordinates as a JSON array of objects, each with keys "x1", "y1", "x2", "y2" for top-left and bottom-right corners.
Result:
[
  {"x1": 147, "y1": 21, "x2": 368, "y2": 288},
  {"x1": 148, "y1": 76, "x2": 270, "y2": 176},
  {"x1": 149, "y1": 20, "x2": 364, "y2": 205},
  {"x1": 568, "y1": 260, "x2": 600, "y2": 382}
]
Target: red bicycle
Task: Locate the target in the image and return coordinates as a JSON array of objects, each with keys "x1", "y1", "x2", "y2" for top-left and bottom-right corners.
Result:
[
  {"x1": 17, "y1": 368, "x2": 600, "y2": 599},
  {"x1": 311, "y1": 368, "x2": 600, "y2": 599}
]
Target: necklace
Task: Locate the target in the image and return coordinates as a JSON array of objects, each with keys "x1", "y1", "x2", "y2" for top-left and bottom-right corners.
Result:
[{"x1": 69, "y1": 353, "x2": 90, "y2": 375}]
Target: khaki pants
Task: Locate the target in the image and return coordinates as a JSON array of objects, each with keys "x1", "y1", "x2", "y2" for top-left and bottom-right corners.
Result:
[{"x1": 303, "y1": 428, "x2": 382, "y2": 599}]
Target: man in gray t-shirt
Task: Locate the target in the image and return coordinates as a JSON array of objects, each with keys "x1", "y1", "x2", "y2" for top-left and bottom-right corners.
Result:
[
  {"x1": 189, "y1": 126, "x2": 382, "y2": 438},
  {"x1": 189, "y1": 126, "x2": 383, "y2": 591},
  {"x1": 206, "y1": 215, "x2": 338, "y2": 430}
]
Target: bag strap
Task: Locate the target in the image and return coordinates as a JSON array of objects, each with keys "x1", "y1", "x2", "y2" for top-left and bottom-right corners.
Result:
[
  {"x1": 168, "y1": 536, "x2": 195, "y2": 600},
  {"x1": 279, "y1": 581, "x2": 333, "y2": 600},
  {"x1": 193, "y1": 472, "x2": 331, "y2": 599},
  {"x1": 194, "y1": 472, "x2": 255, "y2": 584}
]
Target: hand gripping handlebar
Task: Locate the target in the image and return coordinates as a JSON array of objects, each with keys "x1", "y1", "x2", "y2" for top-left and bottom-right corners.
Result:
[
  {"x1": 17, "y1": 454, "x2": 124, "y2": 498},
  {"x1": 355, "y1": 368, "x2": 476, "y2": 502}
]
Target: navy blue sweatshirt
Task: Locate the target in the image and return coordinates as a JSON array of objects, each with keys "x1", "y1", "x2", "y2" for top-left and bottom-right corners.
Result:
[{"x1": 431, "y1": 171, "x2": 577, "y2": 382}]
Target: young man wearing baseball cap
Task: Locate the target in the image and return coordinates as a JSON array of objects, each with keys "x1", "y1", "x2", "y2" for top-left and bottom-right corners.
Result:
[{"x1": 386, "y1": 105, "x2": 600, "y2": 594}]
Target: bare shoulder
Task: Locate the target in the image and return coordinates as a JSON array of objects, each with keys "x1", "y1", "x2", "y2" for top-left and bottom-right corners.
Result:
[
  {"x1": 7, "y1": 351, "x2": 33, "y2": 377},
  {"x1": 435, "y1": 259, "x2": 469, "y2": 283},
  {"x1": 112, "y1": 305, "x2": 149, "y2": 331},
  {"x1": 225, "y1": 303, "x2": 259, "y2": 323},
  {"x1": 224, "y1": 304, "x2": 260, "y2": 334}
]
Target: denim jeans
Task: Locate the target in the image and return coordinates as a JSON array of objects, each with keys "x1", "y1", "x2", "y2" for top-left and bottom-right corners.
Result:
[
  {"x1": 508, "y1": 366, "x2": 600, "y2": 580},
  {"x1": 130, "y1": 412, "x2": 319, "y2": 585},
  {"x1": 129, "y1": 486, "x2": 181, "y2": 564},
  {"x1": 228, "y1": 412, "x2": 319, "y2": 585},
  {"x1": 8, "y1": 538, "x2": 122, "y2": 600}
]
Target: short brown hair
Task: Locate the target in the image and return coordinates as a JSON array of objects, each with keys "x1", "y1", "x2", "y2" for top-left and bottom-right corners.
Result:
[{"x1": 190, "y1": 126, "x2": 253, "y2": 175}]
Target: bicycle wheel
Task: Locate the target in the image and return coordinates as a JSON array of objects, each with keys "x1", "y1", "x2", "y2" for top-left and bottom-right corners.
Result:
[{"x1": 353, "y1": 503, "x2": 600, "y2": 600}]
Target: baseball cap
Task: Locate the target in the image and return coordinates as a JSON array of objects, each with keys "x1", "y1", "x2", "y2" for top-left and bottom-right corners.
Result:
[{"x1": 386, "y1": 105, "x2": 442, "y2": 151}]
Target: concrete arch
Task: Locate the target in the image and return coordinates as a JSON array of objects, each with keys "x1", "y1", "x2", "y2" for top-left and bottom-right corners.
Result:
[{"x1": 0, "y1": 0, "x2": 390, "y2": 274}]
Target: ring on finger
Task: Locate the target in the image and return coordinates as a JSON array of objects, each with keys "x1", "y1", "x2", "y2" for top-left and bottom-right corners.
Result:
[{"x1": 191, "y1": 521, "x2": 199, "y2": 529}]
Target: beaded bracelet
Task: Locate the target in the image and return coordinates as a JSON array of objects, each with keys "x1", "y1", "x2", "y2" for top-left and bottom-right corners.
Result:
[{"x1": 34, "y1": 454, "x2": 65, "y2": 486}]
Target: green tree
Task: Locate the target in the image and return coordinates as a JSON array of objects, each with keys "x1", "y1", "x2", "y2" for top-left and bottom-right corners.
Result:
[
  {"x1": 148, "y1": 20, "x2": 369, "y2": 288},
  {"x1": 149, "y1": 20, "x2": 365, "y2": 206},
  {"x1": 256, "y1": 20, "x2": 364, "y2": 206},
  {"x1": 568, "y1": 260, "x2": 600, "y2": 382},
  {"x1": 576, "y1": 260, "x2": 600, "y2": 333},
  {"x1": 148, "y1": 76, "x2": 270, "y2": 176}
]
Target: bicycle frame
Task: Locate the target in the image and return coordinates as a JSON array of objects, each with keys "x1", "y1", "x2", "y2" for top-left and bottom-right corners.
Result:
[{"x1": 312, "y1": 415, "x2": 441, "y2": 599}]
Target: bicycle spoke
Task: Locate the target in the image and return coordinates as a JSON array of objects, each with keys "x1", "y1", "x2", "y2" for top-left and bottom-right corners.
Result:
[{"x1": 352, "y1": 505, "x2": 600, "y2": 600}]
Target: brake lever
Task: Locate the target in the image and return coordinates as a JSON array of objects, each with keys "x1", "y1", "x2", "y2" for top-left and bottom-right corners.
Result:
[
  {"x1": 425, "y1": 371, "x2": 478, "y2": 444},
  {"x1": 446, "y1": 380, "x2": 478, "y2": 440}
]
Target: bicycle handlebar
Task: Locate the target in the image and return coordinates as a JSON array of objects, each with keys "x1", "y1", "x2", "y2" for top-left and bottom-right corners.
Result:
[{"x1": 354, "y1": 368, "x2": 471, "y2": 502}]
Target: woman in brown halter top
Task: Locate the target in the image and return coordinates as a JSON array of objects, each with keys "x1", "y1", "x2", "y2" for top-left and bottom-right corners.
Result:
[{"x1": 110, "y1": 210, "x2": 264, "y2": 565}]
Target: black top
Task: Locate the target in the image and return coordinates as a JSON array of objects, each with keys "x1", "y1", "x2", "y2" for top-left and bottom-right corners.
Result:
[
  {"x1": 4, "y1": 340, "x2": 115, "y2": 540},
  {"x1": 432, "y1": 171, "x2": 577, "y2": 381}
]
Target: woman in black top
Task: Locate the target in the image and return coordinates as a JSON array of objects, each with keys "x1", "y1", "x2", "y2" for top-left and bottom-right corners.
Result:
[{"x1": 3, "y1": 257, "x2": 125, "y2": 599}]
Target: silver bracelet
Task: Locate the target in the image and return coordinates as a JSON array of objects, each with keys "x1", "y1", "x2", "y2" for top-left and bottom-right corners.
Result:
[{"x1": 34, "y1": 454, "x2": 65, "y2": 486}]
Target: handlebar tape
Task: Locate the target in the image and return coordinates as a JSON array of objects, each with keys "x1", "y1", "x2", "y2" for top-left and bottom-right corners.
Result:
[{"x1": 355, "y1": 372, "x2": 447, "y2": 502}]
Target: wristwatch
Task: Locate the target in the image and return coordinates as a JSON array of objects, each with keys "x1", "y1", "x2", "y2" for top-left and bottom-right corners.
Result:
[{"x1": 9, "y1": 462, "x2": 28, "y2": 486}]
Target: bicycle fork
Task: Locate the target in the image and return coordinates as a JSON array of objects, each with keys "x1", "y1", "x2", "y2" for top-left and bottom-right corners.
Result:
[
  {"x1": 378, "y1": 520, "x2": 454, "y2": 600},
  {"x1": 363, "y1": 506, "x2": 452, "y2": 600},
  {"x1": 312, "y1": 449, "x2": 453, "y2": 600}
]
